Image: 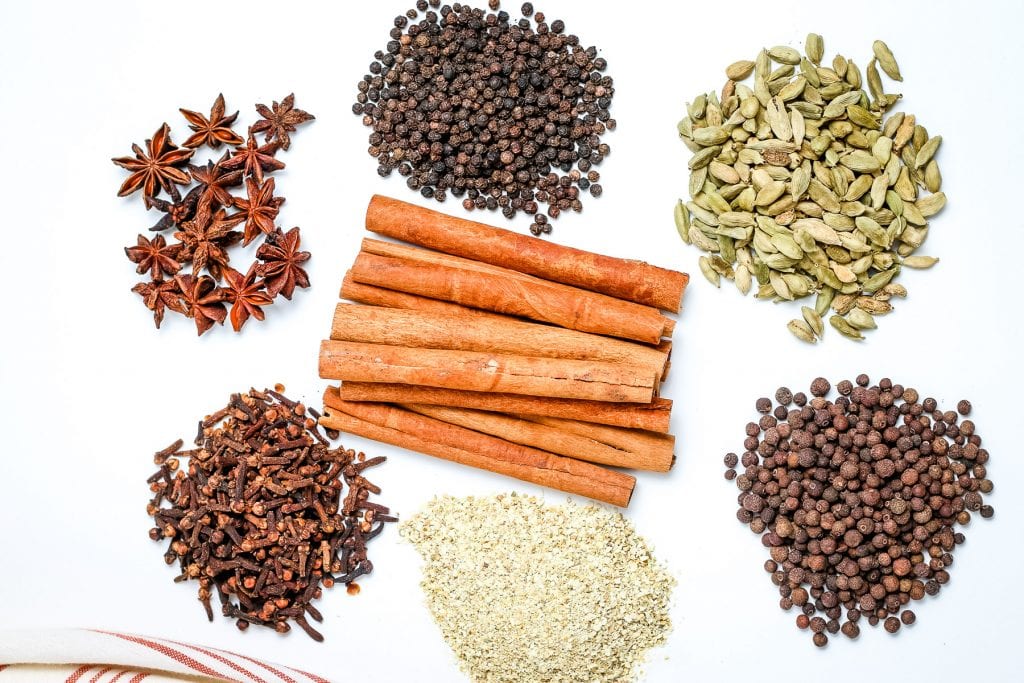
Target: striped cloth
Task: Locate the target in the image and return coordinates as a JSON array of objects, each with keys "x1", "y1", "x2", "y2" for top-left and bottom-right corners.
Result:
[{"x1": 0, "y1": 629, "x2": 331, "y2": 683}]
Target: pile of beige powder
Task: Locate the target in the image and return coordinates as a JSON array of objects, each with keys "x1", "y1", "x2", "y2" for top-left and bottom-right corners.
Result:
[{"x1": 401, "y1": 493, "x2": 675, "y2": 683}]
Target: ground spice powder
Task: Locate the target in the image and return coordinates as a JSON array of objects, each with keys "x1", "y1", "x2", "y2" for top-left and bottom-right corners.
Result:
[{"x1": 401, "y1": 493, "x2": 674, "y2": 682}]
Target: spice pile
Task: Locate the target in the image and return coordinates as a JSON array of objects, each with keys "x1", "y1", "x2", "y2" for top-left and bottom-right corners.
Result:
[
  {"x1": 675, "y1": 36, "x2": 945, "y2": 342},
  {"x1": 352, "y1": 1, "x2": 614, "y2": 233},
  {"x1": 113, "y1": 94, "x2": 314, "y2": 334},
  {"x1": 146, "y1": 388, "x2": 394, "y2": 641},
  {"x1": 318, "y1": 195, "x2": 687, "y2": 506},
  {"x1": 725, "y1": 376, "x2": 993, "y2": 646},
  {"x1": 402, "y1": 494, "x2": 674, "y2": 682}
]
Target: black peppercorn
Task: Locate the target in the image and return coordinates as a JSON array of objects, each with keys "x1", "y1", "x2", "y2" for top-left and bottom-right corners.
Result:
[{"x1": 352, "y1": 3, "x2": 614, "y2": 232}]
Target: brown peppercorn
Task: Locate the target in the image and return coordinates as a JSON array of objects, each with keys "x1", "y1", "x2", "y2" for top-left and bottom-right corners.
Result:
[
  {"x1": 810, "y1": 377, "x2": 831, "y2": 397},
  {"x1": 796, "y1": 614, "x2": 810, "y2": 629},
  {"x1": 841, "y1": 621, "x2": 860, "y2": 638},
  {"x1": 812, "y1": 632, "x2": 828, "y2": 647},
  {"x1": 957, "y1": 400, "x2": 972, "y2": 415},
  {"x1": 756, "y1": 397, "x2": 772, "y2": 413},
  {"x1": 884, "y1": 616, "x2": 901, "y2": 633},
  {"x1": 775, "y1": 387, "x2": 793, "y2": 405},
  {"x1": 901, "y1": 610, "x2": 916, "y2": 625}
]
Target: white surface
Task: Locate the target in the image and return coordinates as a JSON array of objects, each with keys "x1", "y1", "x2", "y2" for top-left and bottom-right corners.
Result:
[{"x1": 1, "y1": 1, "x2": 1022, "y2": 681}]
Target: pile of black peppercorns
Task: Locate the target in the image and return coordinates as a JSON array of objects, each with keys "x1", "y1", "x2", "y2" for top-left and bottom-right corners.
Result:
[
  {"x1": 725, "y1": 375, "x2": 993, "y2": 647},
  {"x1": 352, "y1": 1, "x2": 614, "y2": 235}
]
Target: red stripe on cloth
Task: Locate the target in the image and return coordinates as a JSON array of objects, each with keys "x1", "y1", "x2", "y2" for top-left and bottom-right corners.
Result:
[
  {"x1": 288, "y1": 667, "x2": 331, "y2": 683},
  {"x1": 171, "y1": 640, "x2": 297, "y2": 683},
  {"x1": 88, "y1": 668, "x2": 113, "y2": 683},
  {"x1": 127, "y1": 675, "x2": 149, "y2": 683},
  {"x1": 94, "y1": 631, "x2": 232, "y2": 681},
  {"x1": 66, "y1": 665, "x2": 94, "y2": 682},
  {"x1": 108, "y1": 670, "x2": 132, "y2": 683},
  {"x1": 171, "y1": 641, "x2": 266, "y2": 683}
]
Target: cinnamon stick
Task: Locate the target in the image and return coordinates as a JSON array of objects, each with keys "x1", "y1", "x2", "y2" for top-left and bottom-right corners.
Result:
[
  {"x1": 350, "y1": 251, "x2": 672, "y2": 344},
  {"x1": 330, "y1": 303, "x2": 670, "y2": 380},
  {"x1": 403, "y1": 404, "x2": 672, "y2": 472},
  {"x1": 519, "y1": 415, "x2": 676, "y2": 472},
  {"x1": 365, "y1": 194, "x2": 689, "y2": 312},
  {"x1": 333, "y1": 382, "x2": 673, "y2": 433},
  {"x1": 340, "y1": 271, "x2": 500, "y2": 319},
  {"x1": 319, "y1": 340, "x2": 658, "y2": 403},
  {"x1": 320, "y1": 399, "x2": 634, "y2": 507}
]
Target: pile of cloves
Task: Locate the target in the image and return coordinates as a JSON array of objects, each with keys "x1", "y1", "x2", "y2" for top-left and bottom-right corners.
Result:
[{"x1": 146, "y1": 388, "x2": 394, "y2": 641}]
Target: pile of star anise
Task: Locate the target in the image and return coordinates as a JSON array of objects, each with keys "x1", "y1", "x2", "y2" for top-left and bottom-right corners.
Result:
[{"x1": 113, "y1": 94, "x2": 314, "y2": 335}]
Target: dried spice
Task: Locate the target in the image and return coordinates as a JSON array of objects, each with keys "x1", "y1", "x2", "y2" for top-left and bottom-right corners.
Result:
[
  {"x1": 113, "y1": 93, "x2": 314, "y2": 334},
  {"x1": 146, "y1": 388, "x2": 394, "y2": 641},
  {"x1": 725, "y1": 376, "x2": 993, "y2": 646},
  {"x1": 402, "y1": 494, "x2": 674, "y2": 682},
  {"x1": 676, "y1": 37, "x2": 945, "y2": 341},
  {"x1": 352, "y1": 1, "x2": 614, "y2": 234}
]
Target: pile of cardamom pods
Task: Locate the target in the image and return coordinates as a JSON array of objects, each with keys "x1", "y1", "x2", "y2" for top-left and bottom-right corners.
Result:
[{"x1": 675, "y1": 35, "x2": 945, "y2": 342}]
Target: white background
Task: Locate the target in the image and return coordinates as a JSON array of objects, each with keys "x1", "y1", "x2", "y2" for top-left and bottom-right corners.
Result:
[{"x1": 2, "y1": 0, "x2": 1022, "y2": 681}]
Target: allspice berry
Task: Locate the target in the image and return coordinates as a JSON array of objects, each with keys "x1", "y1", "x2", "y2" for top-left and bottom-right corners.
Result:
[{"x1": 726, "y1": 376, "x2": 994, "y2": 647}]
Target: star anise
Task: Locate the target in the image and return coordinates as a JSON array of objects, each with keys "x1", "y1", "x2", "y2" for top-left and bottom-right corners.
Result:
[
  {"x1": 221, "y1": 263, "x2": 274, "y2": 332},
  {"x1": 251, "y1": 93, "x2": 315, "y2": 151},
  {"x1": 234, "y1": 177, "x2": 285, "y2": 246},
  {"x1": 179, "y1": 94, "x2": 244, "y2": 149},
  {"x1": 144, "y1": 184, "x2": 203, "y2": 232},
  {"x1": 175, "y1": 274, "x2": 227, "y2": 336},
  {"x1": 125, "y1": 233, "x2": 183, "y2": 279},
  {"x1": 190, "y1": 154, "x2": 243, "y2": 209},
  {"x1": 112, "y1": 123, "x2": 194, "y2": 198},
  {"x1": 221, "y1": 134, "x2": 284, "y2": 184},
  {"x1": 175, "y1": 207, "x2": 245, "y2": 280},
  {"x1": 256, "y1": 227, "x2": 310, "y2": 300},
  {"x1": 132, "y1": 278, "x2": 186, "y2": 329}
]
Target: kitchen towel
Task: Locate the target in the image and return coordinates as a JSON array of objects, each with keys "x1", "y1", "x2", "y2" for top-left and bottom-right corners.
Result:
[{"x1": 0, "y1": 629, "x2": 330, "y2": 683}]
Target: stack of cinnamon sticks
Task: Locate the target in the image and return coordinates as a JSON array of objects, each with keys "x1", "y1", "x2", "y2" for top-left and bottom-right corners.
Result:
[{"x1": 318, "y1": 195, "x2": 689, "y2": 507}]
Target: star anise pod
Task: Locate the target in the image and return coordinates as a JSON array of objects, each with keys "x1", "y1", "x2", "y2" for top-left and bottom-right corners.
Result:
[
  {"x1": 125, "y1": 233, "x2": 183, "y2": 280},
  {"x1": 256, "y1": 227, "x2": 310, "y2": 300},
  {"x1": 132, "y1": 278, "x2": 186, "y2": 329},
  {"x1": 251, "y1": 93, "x2": 315, "y2": 151},
  {"x1": 144, "y1": 184, "x2": 203, "y2": 232},
  {"x1": 190, "y1": 154, "x2": 243, "y2": 210},
  {"x1": 221, "y1": 263, "x2": 274, "y2": 332},
  {"x1": 179, "y1": 94, "x2": 244, "y2": 149},
  {"x1": 234, "y1": 177, "x2": 285, "y2": 246},
  {"x1": 112, "y1": 123, "x2": 194, "y2": 198},
  {"x1": 175, "y1": 207, "x2": 245, "y2": 280},
  {"x1": 175, "y1": 274, "x2": 227, "y2": 336},
  {"x1": 221, "y1": 134, "x2": 284, "y2": 184}
]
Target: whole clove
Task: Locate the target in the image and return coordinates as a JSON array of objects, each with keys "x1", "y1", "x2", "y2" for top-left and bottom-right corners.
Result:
[{"x1": 146, "y1": 388, "x2": 395, "y2": 641}]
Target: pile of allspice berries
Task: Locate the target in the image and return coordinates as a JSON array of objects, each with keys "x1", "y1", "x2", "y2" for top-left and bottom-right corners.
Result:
[{"x1": 675, "y1": 35, "x2": 945, "y2": 342}]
